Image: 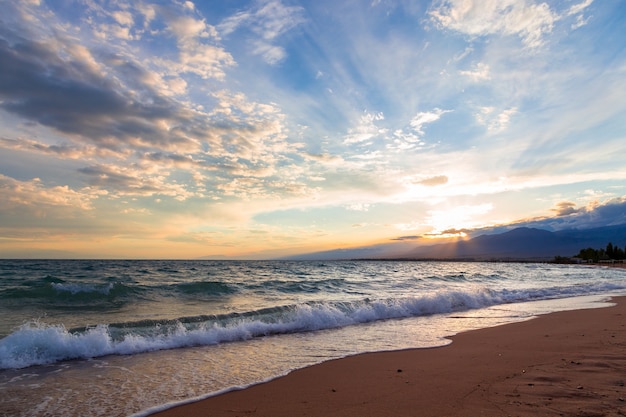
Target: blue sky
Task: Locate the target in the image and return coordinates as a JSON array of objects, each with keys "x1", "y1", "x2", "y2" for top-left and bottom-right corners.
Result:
[{"x1": 0, "y1": 0, "x2": 625, "y2": 259}]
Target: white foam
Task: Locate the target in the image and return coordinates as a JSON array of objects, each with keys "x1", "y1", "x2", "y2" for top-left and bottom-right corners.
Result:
[
  {"x1": 2, "y1": 282, "x2": 625, "y2": 369},
  {"x1": 51, "y1": 282, "x2": 114, "y2": 295}
]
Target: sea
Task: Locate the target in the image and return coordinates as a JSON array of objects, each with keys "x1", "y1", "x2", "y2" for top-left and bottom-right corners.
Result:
[{"x1": 1, "y1": 259, "x2": 625, "y2": 417}]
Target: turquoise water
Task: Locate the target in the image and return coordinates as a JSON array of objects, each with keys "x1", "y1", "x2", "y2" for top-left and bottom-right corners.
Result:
[{"x1": 1, "y1": 260, "x2": 625, "y2": 416}]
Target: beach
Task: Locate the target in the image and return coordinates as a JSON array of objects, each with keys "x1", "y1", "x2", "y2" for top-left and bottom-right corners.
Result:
[
  {"x1": 2, "y1": 261, "x2": 626, "y2": 417},
  {"x1": 152, "y1": 296, "x2": 626, "y2": 417}
]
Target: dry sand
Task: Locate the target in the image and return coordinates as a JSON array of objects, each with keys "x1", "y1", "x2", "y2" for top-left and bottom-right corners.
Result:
[{"x1": 152, "y1": 297, "x2": 626, "y2": 417}]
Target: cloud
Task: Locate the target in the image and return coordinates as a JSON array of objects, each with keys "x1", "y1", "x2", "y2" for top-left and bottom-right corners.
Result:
[
  {"x1": 429, "y1": 0, "x2": 558, "y2": 48},
  {"x1": 161, "y1": 9, "x2": 234, "y2": 79},
  {"x1": 0, "y1": 31, "x2": 189, "y2": 150},
  {"x1": 218, "y1": 0, "x2": 305, "y2": 64},
  {"x1": 476, "y1": 107, "x2": 517, "y2": 133},
  {"x1": 422, "y1": 228, "x2": 471, "y2": 238},
  {"x1": 567, "y1": 0, "x2": 594, "y2": 17},
  {"x1": 551, "y1": 201, "x2": 580, "y2": 216},
  {"x1": 0, "y1": 2, "x2": 316, "y2": 206},
  {"x1": 0, "y1": 0, "x2": 623, "y2": 259},
  {"x1": 482, "y1": 197, "x2": 626, "y2": 234},
  {"x1": 390, "y1": 235, "x2": 422, "y2": 241},
  {"x1": 410, "y1": 108, "x2": 451, "y2": 136},
  {"x1": 548, "y1": 198, "x2": 626, "y2": 229},
  {"x1": 112, "y1": 11, "x2": 134, "y2": 27},
  {"x1": 0, "y1": 174, "x2": 99, "y2": 214},
  {"x1": 346, "y1": 203, "x2": 370, "y2": 212},
  {"x1": 384, "y1": 108, "x2": 450, "y2": 152},
  {"x1": 344, "y1": 111, "x2": 386, "y2": 145},
  {"x1": 83, "y1": 1, "x2": 234, "y2": 79},
  {"x1": 459, "y1": 62, "x2": 490, "y2": 82},
  {"x1": 564, "y1": 0, "x2": 594, "y2": 30},
  {"x1": 0, "y1": 137, "x2": 126, "y2": 159},
  {"x1": 414, "y1": 175, "x2": 449, "y2": 187},
  {"x1": 0, "y1": 1, "x2": 240, "y2": 153},
  {"x1": 77, "y1": 163, "x2": 196, "y2": 201}
]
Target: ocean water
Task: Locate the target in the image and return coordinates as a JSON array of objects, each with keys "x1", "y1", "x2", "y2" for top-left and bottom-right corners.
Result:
[{"x1": 0, "y1": 259, "x2": 625, "y2": 416}]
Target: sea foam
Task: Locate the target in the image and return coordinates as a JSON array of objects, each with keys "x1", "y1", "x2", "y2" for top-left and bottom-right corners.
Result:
[
  {"x1": 2, "y1": 269, "x2": 625, "y2": 370},
  {"x1": 0, "y1": 285, "x2": 559, "y2": 369}
]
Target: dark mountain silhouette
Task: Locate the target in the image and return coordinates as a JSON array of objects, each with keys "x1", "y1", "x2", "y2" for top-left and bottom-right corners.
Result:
[
  {"x1": 279, "y1": 241, "x2": 417, "y2": 261},
  {"x1": 282, "y1": 224, "x2": 626, "y2": 261},
  {"x1": 402, "y1": 224, "x2": 626, "y2": 260},
  {"x1": 403, "y1": 228, "x2": 565, "y2": 260}
]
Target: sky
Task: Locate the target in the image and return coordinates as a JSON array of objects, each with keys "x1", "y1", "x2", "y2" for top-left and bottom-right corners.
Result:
[{"x1": 0, "y1": 0, "x2": 625, "y2": 259}]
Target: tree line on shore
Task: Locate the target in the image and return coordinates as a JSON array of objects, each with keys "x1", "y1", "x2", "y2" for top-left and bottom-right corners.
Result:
[{"x1": 574, "y1": 242, "x2": 626, "y2": 262}]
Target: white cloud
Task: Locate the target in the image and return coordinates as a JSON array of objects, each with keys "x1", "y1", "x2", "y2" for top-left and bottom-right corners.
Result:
[
  {"x1": 1, "y1": 0, "x2": 624, "y2": 258},
  {"x1": 429, "y1": 0, "x2": 558, "y2": 48},
  {"x1": 459, "y1": 62, "x2": 491, "y2": 82},
  {"x1": 176, "y1": 44, "x2": 235, "y2": 79},
  {"x1": 67, "y1": 43, "x2": 105, "y2": 75},
  {"x1": 570, "y1": 14, "x2": 589, "y2": 30},
  {"x1": 217, "y1": 0, "x2": 305, "y2": 64},
  {"x1": 346, "y1": 203, "x2": 370, "y2": 211},
  {"x1": 410, "y1": 108, "x2": 451, "y2": 136},
  {"x1": 138, "y1": 4, "x2": 156, "y2": 26},
  {"x1": 564, "y1": 0, "x2": 595, "y2": 29},
  {"x1": 160, "y1": 11, "x2": 233, "y2": 80},
  {"x1": 344, "y1": 112, "x2": 386, "y2": 144},
  {"x1": 251, "y1": 40, "x2": 286, "y2": 65},
  {"x1": 112, "y1": 11, "x2": 133, "y2": 27},
  {"x1": 452, "y1": 46, "x2": 473, "y2": 62},
  {"x1": 254, "y1": 0, "x2": 305, "y2": 40},
  {"x1": 78, "y1": 163, "x2": 197, "y2": 201},
  {"x1": 0, "y1": 175, "x2": 99, "y2": 213},
  {"x1": 167, "y1": 15, "x2": 217, "y2": 42},
  {"x1": 414, "y1": 175, "x2": 449, "y2": 187},
  {"x1": 476, "y1": 107, "x2": 518, "y2": 133},
  {"x1": 567, "y1": 0, "x2": 594, "y2": 16},
  {"x1": 384, "y1": 109, "x2": 450, "y2": 152}
]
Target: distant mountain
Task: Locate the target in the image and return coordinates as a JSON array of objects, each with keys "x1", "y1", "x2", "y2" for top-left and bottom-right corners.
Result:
[
  {"x1": 401, "y1": 224, "x2": 626, "y2": 260},
  {"x1": 282, "y1": 224, "x2": 626, "y2": 261},
  {"x1": 280, "y1": 241, "x2": 416, "y2": 261},
  {"x1": 403, "y1": 228, "x2": 563, "y2": 260}
]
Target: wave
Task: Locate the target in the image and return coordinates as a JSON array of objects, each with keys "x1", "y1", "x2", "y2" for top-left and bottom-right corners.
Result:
[
  {"x1": 2, "y1": 280, "x2": 624, "y2": 370},
  {"x1": 0, "y1": 281, "x2": 139, "y2": 302},
  {"x1": 52, "y1": 282, "x2": 116, "y2": 295},
  {"x1": 0, "y1": 279, "x2": 239, "y2": 303},
  {"x1": 243, "y1": 277, "x2": 352, "y2": 295},
  {"x1": 174, "y1": 281, "x2": 236, "y2": 295}
]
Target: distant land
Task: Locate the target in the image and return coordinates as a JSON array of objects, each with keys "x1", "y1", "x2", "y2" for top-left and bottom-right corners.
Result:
[{"x1": 282, "y1": 224, "x2": 626, "y2": 261}]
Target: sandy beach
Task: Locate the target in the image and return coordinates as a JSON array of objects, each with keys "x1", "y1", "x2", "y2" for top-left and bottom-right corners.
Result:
[{"x1": 152, "y1": 296, "x2": 626, "y2": 417}]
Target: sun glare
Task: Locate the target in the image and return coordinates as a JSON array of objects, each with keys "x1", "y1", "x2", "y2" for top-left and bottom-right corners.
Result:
[{"x1": 425, "y1": 204, "x2": 493, "y2": 238}]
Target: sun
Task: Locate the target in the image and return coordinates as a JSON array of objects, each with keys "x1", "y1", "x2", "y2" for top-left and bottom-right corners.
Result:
[{"x1": 425, "y1": 204, "x2": 493, "y2": 238}]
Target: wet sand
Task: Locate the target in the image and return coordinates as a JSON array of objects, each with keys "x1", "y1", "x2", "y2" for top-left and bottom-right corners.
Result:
[{"x1": 152, "y1": 296, "x2": 626, "y2": 417}]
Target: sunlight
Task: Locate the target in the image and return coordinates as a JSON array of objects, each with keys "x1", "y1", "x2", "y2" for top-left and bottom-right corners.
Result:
[{"x1": 425, "y1": 204, "x2": 493, "y2": 238}]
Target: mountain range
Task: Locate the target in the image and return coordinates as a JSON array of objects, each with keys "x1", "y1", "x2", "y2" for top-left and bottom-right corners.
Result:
[{"x1": 283, "y1": 224, "x2": 626, "y2": 261}]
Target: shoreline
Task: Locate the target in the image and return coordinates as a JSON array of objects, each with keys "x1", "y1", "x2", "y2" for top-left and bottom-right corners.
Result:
[{"x1": 150, "y1": 296, "x2": 626, "y2": 417}]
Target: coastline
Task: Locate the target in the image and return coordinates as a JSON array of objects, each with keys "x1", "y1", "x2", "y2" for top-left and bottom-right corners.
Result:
[{"x1": 150, "y1": 296, "x2": 626, "y2": 417}]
